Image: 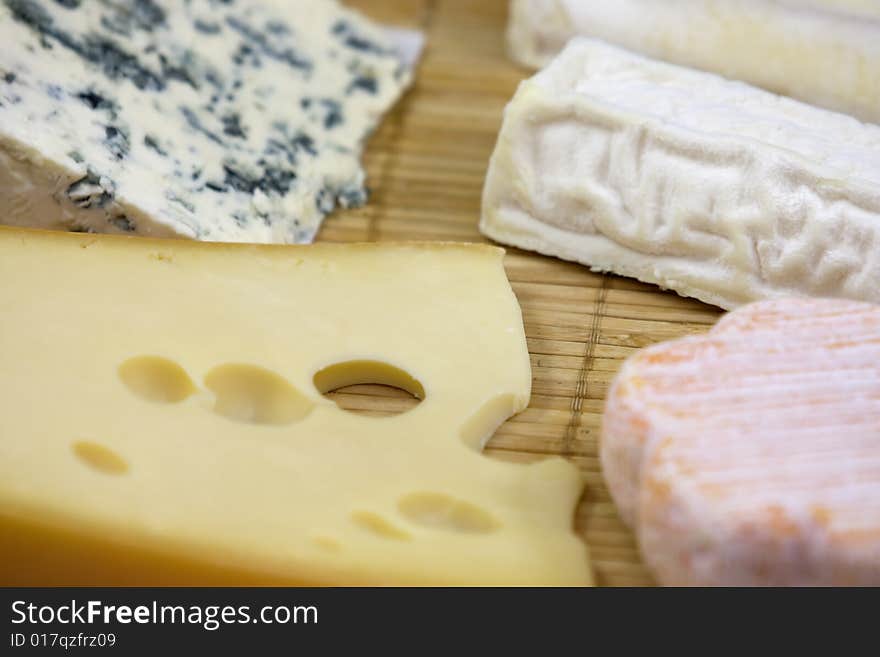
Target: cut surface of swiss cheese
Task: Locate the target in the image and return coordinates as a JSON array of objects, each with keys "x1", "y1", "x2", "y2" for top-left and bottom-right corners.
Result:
[
  {"x1": 507, "y1": 0, "x2": 880, "y2": 123},
  {"x1": 601, "y1": 297, "x2": 880, "y2": 586},
  {"x1": 0, "y1": 227, "x2": 591, "y2": 586},
  {"x1": 481, "y1": 38, "x2": 880, "y2": 310}
]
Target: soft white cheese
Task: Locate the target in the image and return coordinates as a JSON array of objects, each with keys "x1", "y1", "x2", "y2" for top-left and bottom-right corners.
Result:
[
  {"x1": 507, "y1": 0, "x2": 880, "y2": 124},
  {"x1": 0, "y1": 0, "x2": 420, "y2": 243},
  {"x1": 481, "y1": 38, "x2": 880, "y2": 310}
]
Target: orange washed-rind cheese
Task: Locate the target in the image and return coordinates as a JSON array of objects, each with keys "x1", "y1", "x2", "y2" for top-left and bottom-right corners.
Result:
[{"x1": 601, "y1": 297, "x2": 880, "y2": 586}]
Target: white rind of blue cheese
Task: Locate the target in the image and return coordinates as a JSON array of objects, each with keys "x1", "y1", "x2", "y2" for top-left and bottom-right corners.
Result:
[
  {"x1": 0, "y1": 0, "x2": 416, "y2": 243},
  {"x1": 481, "y1": 38, "x2": 880, "y2": 310}
]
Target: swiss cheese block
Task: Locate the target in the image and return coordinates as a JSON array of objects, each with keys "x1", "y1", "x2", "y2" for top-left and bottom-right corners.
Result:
[
  {"x1": 601, "y1": 298, "x2": 880, "y2": 586},
  {"x1": 481, "y1": 38, "x2": 880, "y2": 310},
  {"x1": 0, "y1": 0, "x2": 418, "y2": 243},
  {"x1": 0, "y1": 227, "x2": 591, "y2": 586},
  {"x1": 507, "y1": 0, "x2": 880, "y2": 123}
]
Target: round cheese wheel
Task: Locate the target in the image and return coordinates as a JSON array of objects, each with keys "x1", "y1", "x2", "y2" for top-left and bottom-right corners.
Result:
[{"x1": 601, "y1": 298, "x2": 880, "y2": 586}]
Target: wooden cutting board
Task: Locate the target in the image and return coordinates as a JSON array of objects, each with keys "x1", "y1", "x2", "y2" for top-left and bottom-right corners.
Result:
[{"x1": 321, "y1": 0, "x2": 724, "y2": 586}]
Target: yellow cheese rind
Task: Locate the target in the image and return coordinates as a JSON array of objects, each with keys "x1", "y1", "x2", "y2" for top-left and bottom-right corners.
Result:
[{"x1": 0, "y1": 227, "x2": 591, "y2": 586}]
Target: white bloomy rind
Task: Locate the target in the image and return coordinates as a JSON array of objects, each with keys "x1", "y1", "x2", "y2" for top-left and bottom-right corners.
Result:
[
  {"x1": 507, "y1": 0, "x2": 880, "y2": 123},
  {"x1": 481, "y1": 38, "x2": 880, "y2": 310}
]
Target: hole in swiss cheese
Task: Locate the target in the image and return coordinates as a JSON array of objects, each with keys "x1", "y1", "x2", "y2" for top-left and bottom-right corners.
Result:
[
  {"x1": 204, "y1": 364, "x2": 314, "y2": 426},
  {"x1": 313, "y1": 360, "x2": 424, "y2": 417},
  {"x1": 118, "y1": 356, "x2": 196, "y2": 404},
  {"x1": 72, "y1": 441, "x2": 129, "y2": 475},
  {"x1": 351, "y1": 511, "x2": 411, "y2": 541},
  {"x1": 398, "y1": 492, "x2": 498, "y2": 533}
]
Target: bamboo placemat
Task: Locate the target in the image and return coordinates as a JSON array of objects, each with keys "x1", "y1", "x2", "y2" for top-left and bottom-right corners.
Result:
[{"x1": 321, "y1": 0, "x2": 724, "y2": 586}]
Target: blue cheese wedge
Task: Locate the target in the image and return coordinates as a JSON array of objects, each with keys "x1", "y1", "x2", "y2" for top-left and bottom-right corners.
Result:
[
  {"x1": 0, "y1": 0, "x2": 418, "y2": 243},
  {"x1": 481, "y1": 38, "x2": 880, "y2": 310},
  {"x1": 507, "y1": 0, "x2": 880, "y2": 124}
]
